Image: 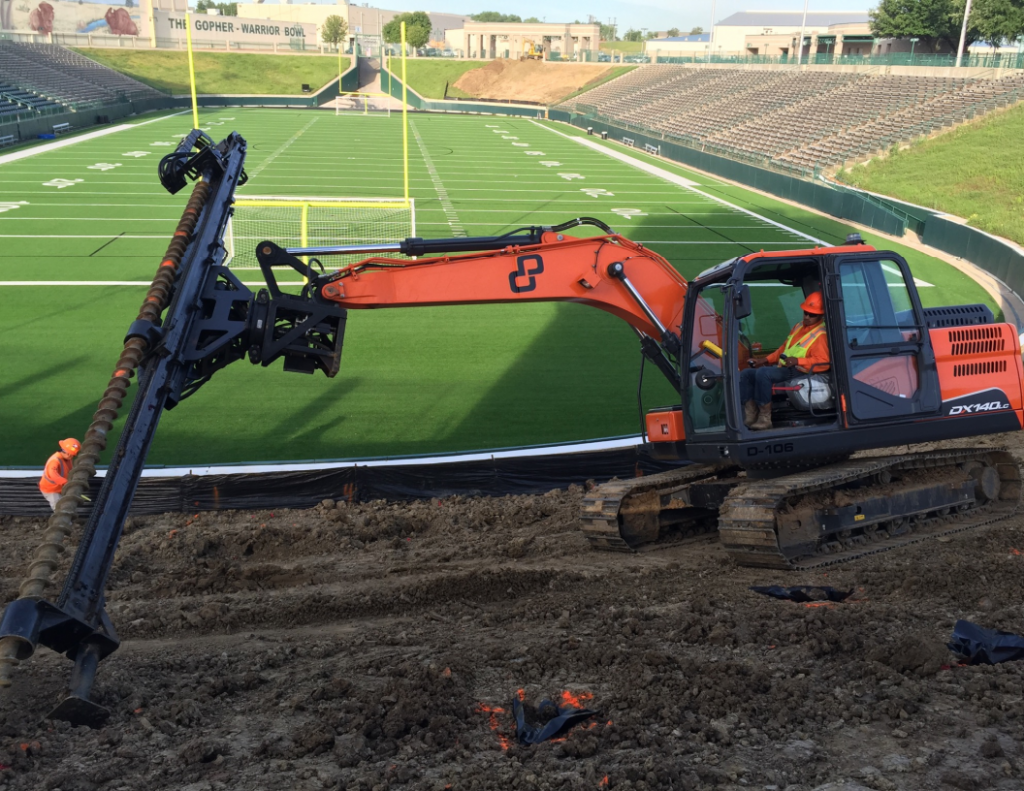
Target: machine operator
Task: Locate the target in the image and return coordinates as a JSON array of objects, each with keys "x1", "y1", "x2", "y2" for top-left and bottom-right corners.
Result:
[{"x1": 740, "y1": 292, "x2": 829, "y2": 431}]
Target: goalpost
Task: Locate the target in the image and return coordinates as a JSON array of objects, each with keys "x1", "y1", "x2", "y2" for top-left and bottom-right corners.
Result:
[
  {"x1": 335, "y1": 91, "x2": 394, "y2": 116},
  {"x1": 226, "y1": 196, "x2": 415, "y2": 269}
]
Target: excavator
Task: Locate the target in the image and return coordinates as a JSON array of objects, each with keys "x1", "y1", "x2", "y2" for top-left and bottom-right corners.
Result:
[{"x1": 1, "y1": 130, "x2": 1021, "y2": 726}]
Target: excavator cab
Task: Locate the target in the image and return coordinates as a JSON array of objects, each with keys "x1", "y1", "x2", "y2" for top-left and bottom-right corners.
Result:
[{"x1": 655, "y1": 242, "x2": 1023, "y2": 468}]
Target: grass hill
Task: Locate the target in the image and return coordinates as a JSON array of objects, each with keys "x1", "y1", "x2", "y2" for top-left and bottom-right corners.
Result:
[
  {"x1": 72, "y1": 49, "x2": 347, "y2": 95},
  {"x1": 842, "y1": 102, "x2": 1024, "y2": 246},
  {"x1": 388, "y1": 59, "x2": 484, "y2": 98}
]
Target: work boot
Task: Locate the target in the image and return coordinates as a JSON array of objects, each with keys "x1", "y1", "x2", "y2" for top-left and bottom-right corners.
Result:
[
  {"x1": 743, "y1": 400, "x2": 758, "y2": 428},
  {"x1": 750, "y1": 403, "x2": 773, "y2": 431}
]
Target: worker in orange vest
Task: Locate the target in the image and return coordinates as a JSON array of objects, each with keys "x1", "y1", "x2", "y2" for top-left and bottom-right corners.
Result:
[
  {"x1": 740, "y1": 292, "x2": 830, "y2": 431},
  {"x1": 39, "y1": 438, "x2": 80, "y2": 510}
]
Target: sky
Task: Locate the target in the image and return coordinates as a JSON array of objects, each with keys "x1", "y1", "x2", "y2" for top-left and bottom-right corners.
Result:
[{"x1": 83, "y1": 0, "x2": 873, "y2": 36}]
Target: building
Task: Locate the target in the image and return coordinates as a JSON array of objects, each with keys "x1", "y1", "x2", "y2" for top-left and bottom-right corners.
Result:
[
  {"x1": 643, "y1": 33, "x2": 710, "y2": 56},
  {"x1": 444, "y1": 21, "x2": 600, "y2": 59},
  {"x1": 231, "y1": 1, "x2": 466, "y2": 48}
]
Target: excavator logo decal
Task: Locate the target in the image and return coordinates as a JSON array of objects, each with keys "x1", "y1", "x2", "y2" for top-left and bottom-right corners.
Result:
[{"x1": 509, "y1": 254, "x2": 544, "y2": 294}]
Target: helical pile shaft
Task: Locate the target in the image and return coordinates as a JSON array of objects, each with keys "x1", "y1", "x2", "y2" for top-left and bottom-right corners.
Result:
[{"x1": 0, "y1": 178, "x2": 211, "y2": 687}]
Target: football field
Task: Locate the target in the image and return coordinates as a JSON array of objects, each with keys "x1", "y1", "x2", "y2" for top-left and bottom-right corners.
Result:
[{"x1": 0, "y1": 108, "x2": 994, "y2": 468}]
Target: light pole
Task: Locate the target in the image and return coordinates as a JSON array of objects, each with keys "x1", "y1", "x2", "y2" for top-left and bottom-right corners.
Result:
[
  {"x1": 795, "y1": 0, "x2": 809, "y2": 66},
  {"x1": 909, "y1": 36, "x2": 919, "y2": 64},
  {"x1": 956, "y1": 0, "x2": 973, "y2": 67},
  {"x1": 707, "y1": 0, "x2": 716, "y2": 62}
]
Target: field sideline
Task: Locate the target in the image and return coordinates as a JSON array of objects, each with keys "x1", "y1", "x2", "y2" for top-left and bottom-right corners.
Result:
[{"x1": 0, "y1": 108, "x2": 994, "y2": 468}]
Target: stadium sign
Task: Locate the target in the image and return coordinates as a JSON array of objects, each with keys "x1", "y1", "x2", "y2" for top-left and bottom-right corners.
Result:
[{"x1": 153, "y1": 10, "x2": 315, "y2": 45}]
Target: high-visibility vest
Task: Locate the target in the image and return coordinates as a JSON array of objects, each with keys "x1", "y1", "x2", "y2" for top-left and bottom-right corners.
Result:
[
  {"x1": 779, "y1": 321, "x2": 827, "y2": 366},
  {"x1": 39, "y1": 452, "x2": 71, "y2": 494}
]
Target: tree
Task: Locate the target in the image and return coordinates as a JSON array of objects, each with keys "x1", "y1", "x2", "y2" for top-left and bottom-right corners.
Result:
[
  {"x1": 623, "y1": 28, "x2": 643, "y2": 41},
  {"x1": 599, "y1": 22, "x2": 617, "y2": 40},
  {"x1": 195, "y1": 0, "x2": 236, "y2": 14},
  {"x1": 870, "y1": 0, "x2": 977, "y2": 51},
  {"x1": 971, "y1": 0, "x2": 1024, "y2": 45},
  {"x1": 321, "y1": 14, "x2": 347, "y2": 46},
  {"x1": 665, "y1": 27, "x2": 680, "y2": 36},
  {"x1": 383, "y1": 11, "x2": 432, "y2": 48},
  {"x1": 124, "y1": 0, "x2": 134, "y2": 6},
  {"x1": 689, "y1": 26, "x2": 704, "y2": 34},
  {"x1": 470, "y1": 11, "x2": 522, "y2": 22},
  {"x1": 525, "y1": 16, "x2": 542, "y2": 23}
]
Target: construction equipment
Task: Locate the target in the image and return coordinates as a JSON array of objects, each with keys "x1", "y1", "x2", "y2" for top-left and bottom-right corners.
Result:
[
  {"x1": 521, "y1": 40, "x2": 543, "y2": 60},
  {"x1": 1, "y1": 129, "x2": 1021, "y2": 725}
]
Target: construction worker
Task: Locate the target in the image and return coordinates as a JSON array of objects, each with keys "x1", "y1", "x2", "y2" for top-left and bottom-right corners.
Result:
[
  {"x1": 740, "y1": 292, "x2": 830, "y2": 431},
  {"x1": 39, "y1": 438, "x2": 80, "y2": 511}
]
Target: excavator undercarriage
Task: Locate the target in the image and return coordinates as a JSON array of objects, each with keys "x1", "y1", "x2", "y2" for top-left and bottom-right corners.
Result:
[{"x1": 582, "y1": 448, "x2": 1020, "y2": 569}]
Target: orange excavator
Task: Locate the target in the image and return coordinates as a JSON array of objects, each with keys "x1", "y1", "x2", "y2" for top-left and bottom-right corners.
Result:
[{"x1": 2, "y1": 131, "x2": 1020, "y2": 725}]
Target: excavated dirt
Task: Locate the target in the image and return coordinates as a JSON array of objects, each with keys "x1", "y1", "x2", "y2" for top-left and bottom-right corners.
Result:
[
  {"x1": 452, "y1": 60, "x2": 615, "y2": 105},
  {"x1": 2, "y1": 434, "x2": 1024, "y2": 790}
]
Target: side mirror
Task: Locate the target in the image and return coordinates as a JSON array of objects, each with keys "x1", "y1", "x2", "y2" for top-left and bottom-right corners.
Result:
[{"x1": 733, "y1": 284, "x2": 752, "y2": 320}]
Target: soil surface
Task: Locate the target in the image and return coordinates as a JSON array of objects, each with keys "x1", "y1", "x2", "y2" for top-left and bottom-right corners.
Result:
[
  {"x1": 452, "y1": 60, "x2": 614, "y2": 105},
  {"x1": 2, "y1": 434, "x2": 1024, "y2": 790}
]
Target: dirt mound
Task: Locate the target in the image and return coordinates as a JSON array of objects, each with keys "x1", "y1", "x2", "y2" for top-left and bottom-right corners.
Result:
[
  {"x1": 2, "y1": 438, "x2": 1024, "y2": 789},
  {"x1": 453, "y1": 59, "x2": 613, "y2": 105}
]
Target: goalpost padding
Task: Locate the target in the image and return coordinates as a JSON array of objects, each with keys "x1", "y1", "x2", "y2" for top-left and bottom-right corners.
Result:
[{"x1": 227, "y1": 196, "x2": 416, "y2": 270}]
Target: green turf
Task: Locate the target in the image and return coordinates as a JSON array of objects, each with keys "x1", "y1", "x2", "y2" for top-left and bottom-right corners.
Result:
[
  {"x1": 391, "y1": 59, "x2": 488, "y2": 99},
  {"x1": 600, "y1": 41, "x2": 644, "y2": 54},
  {"x1": 0, "y1": 109, "x2": 996, "y2": 468},
  {"x1": 72, "y1": 49, "x2": 348, "y2": 95},
  {"x1": 841, "y1": 103, "x2": 1024, "y2": 246}
]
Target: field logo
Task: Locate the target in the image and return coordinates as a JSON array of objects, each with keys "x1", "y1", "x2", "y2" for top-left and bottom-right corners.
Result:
[
  {"x1": 509, "y1": 254, "x2": 544, "y2": 294},
  {"x1": 43, "y1": 178, "x2": 82, "y2": 189}
]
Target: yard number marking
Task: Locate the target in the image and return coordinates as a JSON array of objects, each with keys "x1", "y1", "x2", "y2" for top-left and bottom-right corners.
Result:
[
  {"x1": 149, "y1": 141, "x2": 175, "y2": 146},
  {"x1": 123, "y1": 151, "x2": 151, "y2": 158},
  {"x1": 581, "y1": 188, "x2": 613, "y2": 198},
  {"x1": 511, "y1": 142, "x2": 530, "y2": 147},
  {"x1": 524, "y1": 151, "x2": 546, "y2": 156},
  {"x1": 87, "y1": 163, "x2": 122, "y2": 171},
  {"x1": 502, "y1": 135, "x2": 518, "y2": 140},
  {"x1": 0, "y1": 201, "x2": 28, "y2": 214},
  {"x1": 485, "y1": 124, "x2": 499, "y2": 127},
  {"x1": 611, "y1": 208, "x2": 647, "y2": 219},
  {"x1": 492, "y1": 130, "x2": 509, "y2": 134},
  {"x1": 218, "y1": 117, "x2": 235, "y2": 120},
  {"x1": 43, "y1": 178, "x2": 83, "y2": 189},
  {"x1": 539, "y1": 161, "x2": 562, "y2": 167},
  {"x1": 558, "y1": 173, "x2": 584, "y2": 181}
]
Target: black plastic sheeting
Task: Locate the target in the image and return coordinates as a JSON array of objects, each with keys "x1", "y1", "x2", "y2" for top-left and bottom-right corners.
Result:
[
  {"x1": 948, "y1": 619, "x2": 1024, "y2": 665},
  {"x1": 751, "y1": 586, "x2": 853, "y2": 603},
  {"x1": 512, "y1": 697, "x2": 599, "y2": 745},
  {"x1": 0, "y1": 445, "x2": 686, "y2": 517}
]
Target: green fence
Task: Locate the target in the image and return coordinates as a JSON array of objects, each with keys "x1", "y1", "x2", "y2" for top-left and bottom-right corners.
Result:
[
  {"x1": 649, "y1": 51, "x2": 1024, "y2": 69},
  {"x1": 0, "y1": 96, "x2": 182, "y2": 144}
]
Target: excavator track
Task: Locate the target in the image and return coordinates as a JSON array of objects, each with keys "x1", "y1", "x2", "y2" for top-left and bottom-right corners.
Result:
[
  {"x1": 580, "y1": 463, "x2": 743, "y2": 551},
  {"x1": 718, "y1": 448, "x2": 1020, "y2": 570},
  {"x1": 579, "y1": 448, "x2": 1020, "y2": 568}
]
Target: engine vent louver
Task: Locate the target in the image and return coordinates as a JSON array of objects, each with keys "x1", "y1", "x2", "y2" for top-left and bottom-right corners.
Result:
[
  {"x1": 953, "y1": 360, "x2": 1008, "y2": 377},
  {"x1": 924, "y1": 304, "x2": 994, "y2": 328},
  {"x1": 948, "y1": 325, "x2": 1006, "y2": 355}
]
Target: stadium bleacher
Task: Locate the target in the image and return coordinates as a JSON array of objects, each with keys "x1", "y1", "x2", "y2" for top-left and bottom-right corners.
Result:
[
  {"x1": 0, "y1": 41, "x2": 164, "y2": 113},
  {"x1": 559, "y1": 66, "x2": 1024, "y2": 174}
]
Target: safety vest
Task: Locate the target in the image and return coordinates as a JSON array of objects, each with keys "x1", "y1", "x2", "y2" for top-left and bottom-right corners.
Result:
[
  {"x1": 778, "y1": 321, "x2": 826, "y2": 366},
  {"x1": 39, "y1": 452, "x2": 71, "y2": 494}
]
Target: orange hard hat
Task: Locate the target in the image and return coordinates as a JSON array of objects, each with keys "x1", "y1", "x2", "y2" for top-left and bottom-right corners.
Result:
[
  {"x1": 59, "y1": 438, "x2": 80, "y2": 456},
  {"x1": 800, "y1": 292, "x2": 825, "y2": 315}
]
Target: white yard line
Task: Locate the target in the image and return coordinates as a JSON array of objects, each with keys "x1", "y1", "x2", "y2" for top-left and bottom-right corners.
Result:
[
  {"x1": 410, "y1": 117, "x2": 466, "y2": 237},
  {"x1": 248, "y1": 115, "x2": 320, "y2": 177},
  {"x1": 0, "y1": 435, "x2": 644, "y2": 478},
  {"x1": 530, "y1": 120, "x2": 826, "y2": 246},
  {"x1": 0, "y1": 111, "x2": 190, "y2": 167}
]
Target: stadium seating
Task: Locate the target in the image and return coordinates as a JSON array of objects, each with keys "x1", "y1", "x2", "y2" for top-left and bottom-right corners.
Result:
[
  {"x1": 0, "y1": 41, "x2": 163, "y2": 112},
  {"x1": 559, "y1": 66, "x2": 1024, "y2": 174}
]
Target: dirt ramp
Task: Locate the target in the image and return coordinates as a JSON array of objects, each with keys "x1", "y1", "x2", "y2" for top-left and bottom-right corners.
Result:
[{"x1": 453, "y1": 59, "x2": 614, "y2": 104}]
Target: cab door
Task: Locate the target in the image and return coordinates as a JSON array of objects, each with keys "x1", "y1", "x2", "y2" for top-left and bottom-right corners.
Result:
[{"x1": 830, "y1": 253, "x2": 940, "y2": 422}]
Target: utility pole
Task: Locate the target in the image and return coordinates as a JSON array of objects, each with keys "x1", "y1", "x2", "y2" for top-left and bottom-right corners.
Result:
[{"x1": 707, "y1": 0, "x2": 716, "y2": 61}]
